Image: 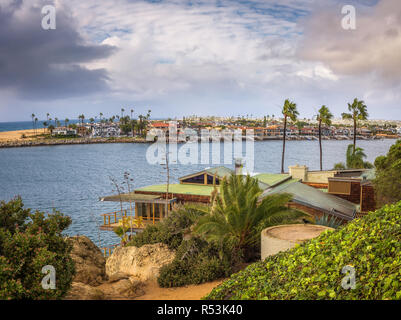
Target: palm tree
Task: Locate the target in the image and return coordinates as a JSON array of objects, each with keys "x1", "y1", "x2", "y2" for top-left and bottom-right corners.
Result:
[
  {"x1": 121, "y1": 108, "x2": 125, "y2": 119},
  {"x1": 65, "y1": 118, "x2": 69, "y2": 128},
  {"x1": 317, "y1": 105, "x2": 333, "y2": 171},
  {"x1": 345, "y1": 144, "x2": 373, "y2": 169},
  {"x1": 130, "y1": 109, "x2": 134, "y2": 120},
  {"x1": 342, "y1": 98, "x2": 368, "y2": 153},
  {"x1": 31, "y1": 113, "x2": 35, "y2": 135},
  {"x1": 281, "y1": 99, "x2": 299, "y2": 173},
  {"x1": 194, "y1": 174, "x2": 297, "y2": 260},
  {"x1": 34, "y1": 117, "x2": 38, "y2": 133},
  {"x1": 43, "y1": 121, "x2": 48, "y2": 134}
]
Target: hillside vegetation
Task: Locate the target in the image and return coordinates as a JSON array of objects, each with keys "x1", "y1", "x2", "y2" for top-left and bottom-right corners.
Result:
[{"x1": 205, "y1": 201, "x2": 401, "y2": 300}]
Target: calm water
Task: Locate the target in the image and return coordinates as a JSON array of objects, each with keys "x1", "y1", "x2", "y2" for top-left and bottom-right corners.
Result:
[
  {"x1": 0, "y1": 139, "x2": 396, "y2": 247},
  {"x1": 0, "y1": 120, "x2": 83, "y2": 132}
]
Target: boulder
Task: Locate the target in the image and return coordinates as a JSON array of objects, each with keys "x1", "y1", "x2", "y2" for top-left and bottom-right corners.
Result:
[
  {"x1": 97, "y1": 278, "x2": 144, "y2": 298},
  {"x1": 65, "y1": 282, "x2": 105, "y2": 300},
  {"x1": 106, "y1": 243, "x2": 175, "y2": 281},
  {"x1": 66, "y1": 235, "x2": 107, "y2": 286}
]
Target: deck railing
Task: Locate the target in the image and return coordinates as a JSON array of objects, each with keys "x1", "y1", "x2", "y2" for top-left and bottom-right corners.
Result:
[
  {"x1": 101, "y1": 244, "x2": 119, "y2": 257},
  {"x1": 101, "y1": 209, "x2": 128, "y2": 226}
]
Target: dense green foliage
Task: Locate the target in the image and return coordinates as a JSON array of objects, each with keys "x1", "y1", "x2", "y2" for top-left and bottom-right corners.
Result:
[
  {"x1": 374, "y1": 139, "x2": 401, "y2": 207},
  {"x1": 128, "y1": 204, "x2": 206, "y2": 250},
  {"x1": 205, "y1": 201, "x2": 401, "y2": 300},
  {"x1": 194, "y1": 174, "x2": 301, "y2": 261},
  {"x1": 333, "y1": 144, "x2": 373, "y2": 169},
  {"x1": 157, "y1": 237, "x2": 233, "y2": 287},
  {"x1": 0, "y1": 197, "x2": 75, "y2": 299}
]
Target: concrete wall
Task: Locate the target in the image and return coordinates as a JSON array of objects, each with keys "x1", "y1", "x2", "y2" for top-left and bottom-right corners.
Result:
[{"x1": 261, "y1": 224, "x2": 333, "y2": 260}]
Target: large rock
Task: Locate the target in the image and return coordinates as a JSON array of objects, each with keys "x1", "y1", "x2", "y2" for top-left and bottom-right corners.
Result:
[
  {"x1": 106, "y1": 243, "x2": 175, "y2": 281},
  {"x1": 67, "y1": 236, "x2": 107, "y2": 286}
]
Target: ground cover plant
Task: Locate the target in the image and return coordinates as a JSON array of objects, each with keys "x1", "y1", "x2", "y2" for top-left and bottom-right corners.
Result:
[{"x1": 205, "y1": 200, "x2": 401, "y2": 300}]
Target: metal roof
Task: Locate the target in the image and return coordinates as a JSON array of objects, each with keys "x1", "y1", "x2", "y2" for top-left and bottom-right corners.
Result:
[
  {"x1": 179, "y1": 166, "x2": 234, "y2": 181},
  {"x1": 260, "y1": 180, "x2": 358, "y2": 219}
]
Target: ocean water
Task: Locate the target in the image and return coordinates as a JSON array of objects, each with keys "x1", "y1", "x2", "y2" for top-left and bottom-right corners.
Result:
[
  {"x1": 0, "y1": 120, "x2": 83, "y2": 132},
  {"x1": 0, "y1": 139, "x2": 396, "y2": 247}
]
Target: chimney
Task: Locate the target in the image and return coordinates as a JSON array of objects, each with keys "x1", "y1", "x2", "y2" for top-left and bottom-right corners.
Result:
[
  {"x1": 289, "y1": 164, "x2": 308, "y2": 181},
  {"x1": 234, "y1": 158, "x2": 243, "y2": 175}
]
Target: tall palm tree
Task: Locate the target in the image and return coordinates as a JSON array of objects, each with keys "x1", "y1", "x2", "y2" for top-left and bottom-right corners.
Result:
[
  {"x1": 281, "y1": 99, "x2": 299, "y2": 173},
  {"x1": 34, "y1": 117, "x2": 38, "y2": 133},
  {"x1": 31, "y1": 113, "x2": 35, "y2": 135},
  {"x1": 317, "y1": 105, "x2": 333, "y2": 171},
  {"x1": 194, "y1": 174, "x2": 297, "y2": 259},
  {"x1": 65, "y1": 118, "x2": 69, "y2": 128},
  {"x1": 121, "y1": 108, "x2": 125, "y2": 119},
  {"x1": 130, "y1": 109, "x2": 134, "y2": 120},
  {"x1": 342, "y1": 98, "x2": 368, "y2": 153}
]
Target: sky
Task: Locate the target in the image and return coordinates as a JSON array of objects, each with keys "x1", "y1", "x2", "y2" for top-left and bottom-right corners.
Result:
[{"x1": 0, "y1": 0, "x2": 400, "y2": 122}]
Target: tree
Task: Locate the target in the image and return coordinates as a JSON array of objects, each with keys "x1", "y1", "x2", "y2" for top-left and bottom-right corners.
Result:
[
  {"x1": 281, "y1": 99, "x2": 299, "y2": 173},
  {"x1": 317, "y1": 105, "x2": 333, "y2": 171},
  {"x1": 342, "y1": 98, "x2": 368, "y2": 153},
  {"x1": 31, "y1": 113, "x2": 35, "y2": 135},
  {"x1": 373, "y1": 139, "x2": 401, "y2": 207},
  {"x1": 121, "y1": 108, "x2": 125, "y2": 119},
  {"x1": 65, "y1": 118, "x2": 69, "y2": 128},
  {"x1": 48, "y1": 124, "x2": 55, "y2": 135},
  {"x1": 43, "y1": 121, "x2": 48, "y2": 134},
  {"x1": 346, "y1": 144, "x2": 373, "y2": 169},
  {"x1": 0, "y1": 197, "x2": 75, "y2": 299},
  {"x1": 194, "y1": 174, "x2": 298, "y2": 261}
]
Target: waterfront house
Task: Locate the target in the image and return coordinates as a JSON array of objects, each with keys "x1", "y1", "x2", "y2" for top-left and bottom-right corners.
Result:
[
  {"x1": 52, "y1": 127, "x2": 77, "y2": 136},
  {"x1": 99, "y1": 165, "x2": 362, "y2": 232}
]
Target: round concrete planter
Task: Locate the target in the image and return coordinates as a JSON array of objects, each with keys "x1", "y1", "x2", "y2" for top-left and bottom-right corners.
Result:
[{"x1": 261, "y1": 224, "x2": 333, "y2": 260}]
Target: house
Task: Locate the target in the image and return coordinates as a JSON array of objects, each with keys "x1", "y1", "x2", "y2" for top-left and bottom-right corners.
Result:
[
  {"x1": 52, "y1": 127, "x2": 77, "y2": 136},
  {"x1": 92, "y1": 124, "x2": 121, "y2": 138},
  {"x1": 99, "y1": 164, "x2": 361, "y2": 232}
]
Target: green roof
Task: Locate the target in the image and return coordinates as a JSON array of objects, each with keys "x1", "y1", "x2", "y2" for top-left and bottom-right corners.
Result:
[
  {"x1": 135, "y1": 183, "x2": 216, "y2": 196},
  {"x1": 253, "y1": 173, "x2": 290, "y2": 187}
]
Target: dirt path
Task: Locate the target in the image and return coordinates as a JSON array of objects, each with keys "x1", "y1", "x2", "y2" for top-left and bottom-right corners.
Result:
[{"x1": 134, "y1": 279, "x2": 224, "y2": 300}]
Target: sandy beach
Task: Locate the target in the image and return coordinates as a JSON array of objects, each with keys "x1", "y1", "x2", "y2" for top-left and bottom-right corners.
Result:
[{"x1": 0, "y1": 129, "x2": 39, "y2": 142}]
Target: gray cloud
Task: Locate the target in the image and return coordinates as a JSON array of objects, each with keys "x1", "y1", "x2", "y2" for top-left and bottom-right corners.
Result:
[{"x1": 0, "y1": 0, "x2": 116, "y2": 99}]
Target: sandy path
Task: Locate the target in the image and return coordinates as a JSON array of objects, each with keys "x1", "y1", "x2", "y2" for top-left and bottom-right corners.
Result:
[
  {"x1": 134, "y1": 279, "x2": 224, "y2": 300},
  {"x1": 0, "y1": 129, "x2": 40, "y2": 142}
]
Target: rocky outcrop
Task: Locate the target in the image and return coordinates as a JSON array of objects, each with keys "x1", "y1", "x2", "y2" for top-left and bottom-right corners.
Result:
[
  {"x1": 106, "y1": 243, "x2": 176, "y2": 281},
  {"x1": 66, "y1": 236, "x2": 107, "y2": 286}
]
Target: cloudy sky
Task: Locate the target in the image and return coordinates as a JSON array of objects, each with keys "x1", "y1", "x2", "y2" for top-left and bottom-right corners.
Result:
[{"x1": 0, "y1": 0, "x2": 400, "y2": 121}]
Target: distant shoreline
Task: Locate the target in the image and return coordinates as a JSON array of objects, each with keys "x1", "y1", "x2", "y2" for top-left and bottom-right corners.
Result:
[{"x1": 0, "y1": 128, "x2": 398, "y2": 149}]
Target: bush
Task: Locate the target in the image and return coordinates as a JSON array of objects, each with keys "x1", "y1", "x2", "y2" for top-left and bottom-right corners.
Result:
[
  {"x1": 373, "y1": 139, "x2": 401, "y2": 207},
  {"x1": 158, "y1": 237, "x2": 233, "y2": 288},
  {"x1": 205, "y1": 201, "x2": 401, "y2": 300},
  {"x1": 0, "y1": 197, "x2": 75, "y2": 299},
  {"x1": 127, "y1": 204, "x2": 199, "y2": 250}
]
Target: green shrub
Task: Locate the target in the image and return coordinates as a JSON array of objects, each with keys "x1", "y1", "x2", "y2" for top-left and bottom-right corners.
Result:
[
  {"x1": 205, "y1": 201, "x2": 401, "y2": 300},
  {"x1": 0, "y1": 197, "x2": 75, "y2": 300},
  {"x1": 158, "y1": 237, "x2": 233, "y2": 287},
  {"x1": 127, "y1": 204, "x2": 202, "y2": 250}
]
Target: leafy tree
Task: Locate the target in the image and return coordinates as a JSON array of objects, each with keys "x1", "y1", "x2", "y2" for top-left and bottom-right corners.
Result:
[
  {"x1": 373, "y1": 139, "x2": 401, "y2": 206},
  {"x1": 317, "y1": 105, "x2": 333, "y2": 171},
  {"x1": 0, "y1": 197, "x2": 75, "y2": 299},
  {"x1": 342, "y1": 98, "x2": 368, "y2": 153},
  {"x1": 194, "y1": 174, "x2": 298, "y2": 261},
  {"x1": 346, "y1": 144, "x2": 373, "y2": 169},
  {"x1": 281, "y1": 99, "x2": 299, "y2": 173}
]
